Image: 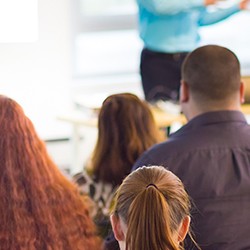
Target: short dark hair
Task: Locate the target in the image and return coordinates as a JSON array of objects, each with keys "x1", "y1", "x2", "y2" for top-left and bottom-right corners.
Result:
[{"x1": 181, "y1": 45, "x2": 241, "y2": 102}]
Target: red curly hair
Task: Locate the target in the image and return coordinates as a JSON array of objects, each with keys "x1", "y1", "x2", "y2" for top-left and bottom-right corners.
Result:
[{"x1": 0, "y1": 95, "x2": 100, "y2": 250}]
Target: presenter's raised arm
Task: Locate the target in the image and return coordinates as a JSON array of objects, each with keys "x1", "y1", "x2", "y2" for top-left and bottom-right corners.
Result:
[
  {"x1": 137, "y1": 0, "x2": 209, "y2": 15},
  {"x1": 199, "y1": 3, "x2": 241, "y2": 26}
]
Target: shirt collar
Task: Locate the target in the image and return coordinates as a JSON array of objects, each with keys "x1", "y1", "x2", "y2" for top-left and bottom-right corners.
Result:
[{"x1": 187, "y1": 110, "x2": 247, "y2": 128}]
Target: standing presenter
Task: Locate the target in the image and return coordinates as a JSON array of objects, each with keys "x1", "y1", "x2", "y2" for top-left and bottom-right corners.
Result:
[{"x1": 137, "y1": 0, "x2": 250, "y2": 102}]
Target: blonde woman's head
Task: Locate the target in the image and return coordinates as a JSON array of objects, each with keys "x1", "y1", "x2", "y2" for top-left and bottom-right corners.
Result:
[{"x1": 110, "y1": 166, "x2": 191, "y2": 250}]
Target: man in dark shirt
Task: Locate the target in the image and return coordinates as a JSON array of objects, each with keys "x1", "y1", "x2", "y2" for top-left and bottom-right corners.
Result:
[{"x1": 133, "y1": 45, "x2": 250, "y2": 250}]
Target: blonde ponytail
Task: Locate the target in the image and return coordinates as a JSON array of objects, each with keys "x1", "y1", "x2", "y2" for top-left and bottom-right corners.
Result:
[
  {"x1": 126, "y1": 185, "x2": 179, "y2": 250},
  {"x1": 111, "y1": 166, "x2": 195, "y2": 250}
]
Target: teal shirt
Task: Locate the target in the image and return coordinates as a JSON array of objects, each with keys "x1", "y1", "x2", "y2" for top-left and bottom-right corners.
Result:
[{"x1": 137, "y1": 0, "x2": 240, "y2": 52}]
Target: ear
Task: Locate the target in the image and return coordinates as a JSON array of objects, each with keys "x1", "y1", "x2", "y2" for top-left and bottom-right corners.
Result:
[
  {"x1": 240, "y1": 81, "x2": 245, "y2": 104},
  {"x1": 180, "y1": 80, "x2": 189, "y2": 103},
  {"x1": 178, "y1": 216, "x2": 191, "y2": 243},
  {"x1": 110, "y1": 214, "x2": 125, "y2": 241}
]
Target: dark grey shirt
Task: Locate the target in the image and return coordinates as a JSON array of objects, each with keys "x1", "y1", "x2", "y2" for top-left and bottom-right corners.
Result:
[{"x1": 133, "y1": 110, "x2": 250, "y2": 250}]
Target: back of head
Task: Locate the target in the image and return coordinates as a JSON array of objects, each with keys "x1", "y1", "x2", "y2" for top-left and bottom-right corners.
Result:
[
  {"x1": 0, "y1": 95, "x2": 99, "y2": 249},
  {"x1": 91, "y1": 93, "x2": 159, "y2": 185},
  {"x1": 181, "y1": 45, "x2": 241, "y2": 105},
  {"x1": 111, "y1": 166, "x2": 191, "y2": 250}
]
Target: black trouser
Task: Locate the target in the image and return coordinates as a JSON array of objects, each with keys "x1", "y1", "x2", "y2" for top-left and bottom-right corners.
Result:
[{"x1": 140, "y1": 48, "x2": 188, "y2": 102}]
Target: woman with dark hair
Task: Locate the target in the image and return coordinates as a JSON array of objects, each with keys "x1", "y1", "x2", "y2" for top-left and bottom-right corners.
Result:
[
  {"x1": 0, "y1": 95, "x2": 100, "y2": 250},
  {"x1": 74, "y1": 93, "x2": 160, "y2": 238}
]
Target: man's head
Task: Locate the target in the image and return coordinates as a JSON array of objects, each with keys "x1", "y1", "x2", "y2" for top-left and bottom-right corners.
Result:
[{"x1": 180, "y1": 45, "x2": 244, "y2": 120}]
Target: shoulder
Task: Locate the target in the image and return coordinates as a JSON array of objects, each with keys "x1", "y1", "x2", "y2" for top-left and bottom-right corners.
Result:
[
  {"x1": 132, "y1": 136, "x2": 180, "y2": 170},
  {"x1": 146, "y1": 128, "x2": 185, "y2": 154}
]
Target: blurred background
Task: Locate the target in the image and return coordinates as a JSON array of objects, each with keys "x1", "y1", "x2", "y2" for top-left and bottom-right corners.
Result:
[{"x1": 0, "y1": 0, "x2": 249, "y2": 174}]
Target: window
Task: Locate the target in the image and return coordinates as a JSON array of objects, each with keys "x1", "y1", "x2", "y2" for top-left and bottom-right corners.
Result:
[
  {"x1": 0, "y1": 0, "x2": 38, "y2": 43},
  {"x1": 200, "y1": 11, "x2": 250, "y2": 76},
  {"x1": 72, "y1": 0, "x2": 140, "y2": 78},
  {"x1": 77, "y1": 0, "x2": 137, "y2": 31},
  {"x1": 72, "y1": 1, "x2": 250, "y2": 79}
]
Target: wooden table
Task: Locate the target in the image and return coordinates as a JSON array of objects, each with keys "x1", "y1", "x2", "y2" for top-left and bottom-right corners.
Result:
[
  {"x1": 58, "y1": 106, "x2": 186, "y2": 173},
  {"x1": 59, "y1": 104, "x2": 250, "y2": 173},
  {"x1": 241, "y1": 104, "x2": 250, "y2": 115}
]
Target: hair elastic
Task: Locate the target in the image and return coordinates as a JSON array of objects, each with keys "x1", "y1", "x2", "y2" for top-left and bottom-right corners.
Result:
[{"x1": 146, "y1": 183, "x2": 158, "y2": 189}]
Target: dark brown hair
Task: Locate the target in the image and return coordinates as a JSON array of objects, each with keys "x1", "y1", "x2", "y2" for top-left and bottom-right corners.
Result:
[
  {"x1": 181, "y1": 45, "x2": 241, "y2": 103},
  {"x1": 111, "y1": 166, "x2": 192, "y2": 250},
  {"x1": 0, "y1": 95, "x2": 100, "y2": 250},
  {"x1": 89, "y1": 93, "x2": 160, "y2": 186}
]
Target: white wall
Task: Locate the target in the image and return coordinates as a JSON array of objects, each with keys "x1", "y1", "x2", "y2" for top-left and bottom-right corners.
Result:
[
  {"x1": 0, "y1": 0, "x2": 72, "y2": 139},
  {"x1": 0, "y1": 0, "x2": 143, "y2": 172}
]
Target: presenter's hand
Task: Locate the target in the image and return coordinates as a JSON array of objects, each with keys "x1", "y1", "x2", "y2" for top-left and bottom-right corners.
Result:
[
  {"x1": 239, "y1": 0, "x2": 250, "y2": 9},
  {"x1": 204, "y1": 0, "x2": 217, "y2": 6}
]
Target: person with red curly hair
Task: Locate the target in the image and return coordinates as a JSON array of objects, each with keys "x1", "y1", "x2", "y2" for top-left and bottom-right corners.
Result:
[{"x1": 0, "y1": 95, "x2": 100, "y2": 250}]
